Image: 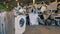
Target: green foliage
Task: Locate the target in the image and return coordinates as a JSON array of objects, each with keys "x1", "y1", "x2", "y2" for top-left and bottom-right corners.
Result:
[{"x1": 0, "y1": 4, "x2": 11, "y2": 11}]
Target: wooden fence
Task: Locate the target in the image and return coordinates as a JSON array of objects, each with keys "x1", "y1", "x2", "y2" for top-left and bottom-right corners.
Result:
[{"x1": 0, "y1": 12, "x2": 15, "y2": 34}]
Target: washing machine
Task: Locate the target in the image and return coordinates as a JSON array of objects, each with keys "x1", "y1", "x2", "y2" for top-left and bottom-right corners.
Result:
[
  {"x1": 29, "y1": 13, "x2": 39, "y2": 25},
  {"x1": 15, "y1": 15, "x2": 26, "y2": 34}
]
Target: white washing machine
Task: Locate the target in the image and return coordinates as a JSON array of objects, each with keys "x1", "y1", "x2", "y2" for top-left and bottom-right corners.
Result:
[
  {"x1": 15, "y1": 15, "x2": 26, "y2": 34},
  {"x1": 29, "y1": 13, "x2": 39, "y2": 25}
]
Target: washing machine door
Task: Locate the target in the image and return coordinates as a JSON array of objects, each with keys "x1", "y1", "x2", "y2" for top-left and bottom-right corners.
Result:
[{"x1": 19, "y1": 18, "x2": 25, "y2": 27}]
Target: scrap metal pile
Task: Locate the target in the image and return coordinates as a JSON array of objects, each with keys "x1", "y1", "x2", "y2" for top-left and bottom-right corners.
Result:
[{"x1": 14, "y1": 4, "x2": 60, "y2": 26}]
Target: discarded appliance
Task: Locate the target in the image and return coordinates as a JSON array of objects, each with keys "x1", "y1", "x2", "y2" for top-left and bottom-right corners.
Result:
[
  {"x1": 29, "y1": 6, "x2": 44, "y2": 25},
  {"x1": 29, "y1": 13, "x2": 39, "y2": 25},
  {"x1": 15, "y1": 15, "x2": 26, "y2": 34},
  {"x1": 14, "y1": 6, "x2": 26, "y2": 34}
]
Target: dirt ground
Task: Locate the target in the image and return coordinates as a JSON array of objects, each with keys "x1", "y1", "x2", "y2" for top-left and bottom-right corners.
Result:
[{"x1": 24, "y1": 25, "x2": 60, "y2": 34}]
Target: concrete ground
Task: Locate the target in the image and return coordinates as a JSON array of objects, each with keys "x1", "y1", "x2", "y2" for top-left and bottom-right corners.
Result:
[{"x1": 24, "y1": 25, "x2": 60, "y2": 34}]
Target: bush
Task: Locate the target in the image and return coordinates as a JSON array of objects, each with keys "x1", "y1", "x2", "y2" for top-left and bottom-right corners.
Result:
[{"x1": 0, "y1": 4, "x2": 11, "y2": 11}]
